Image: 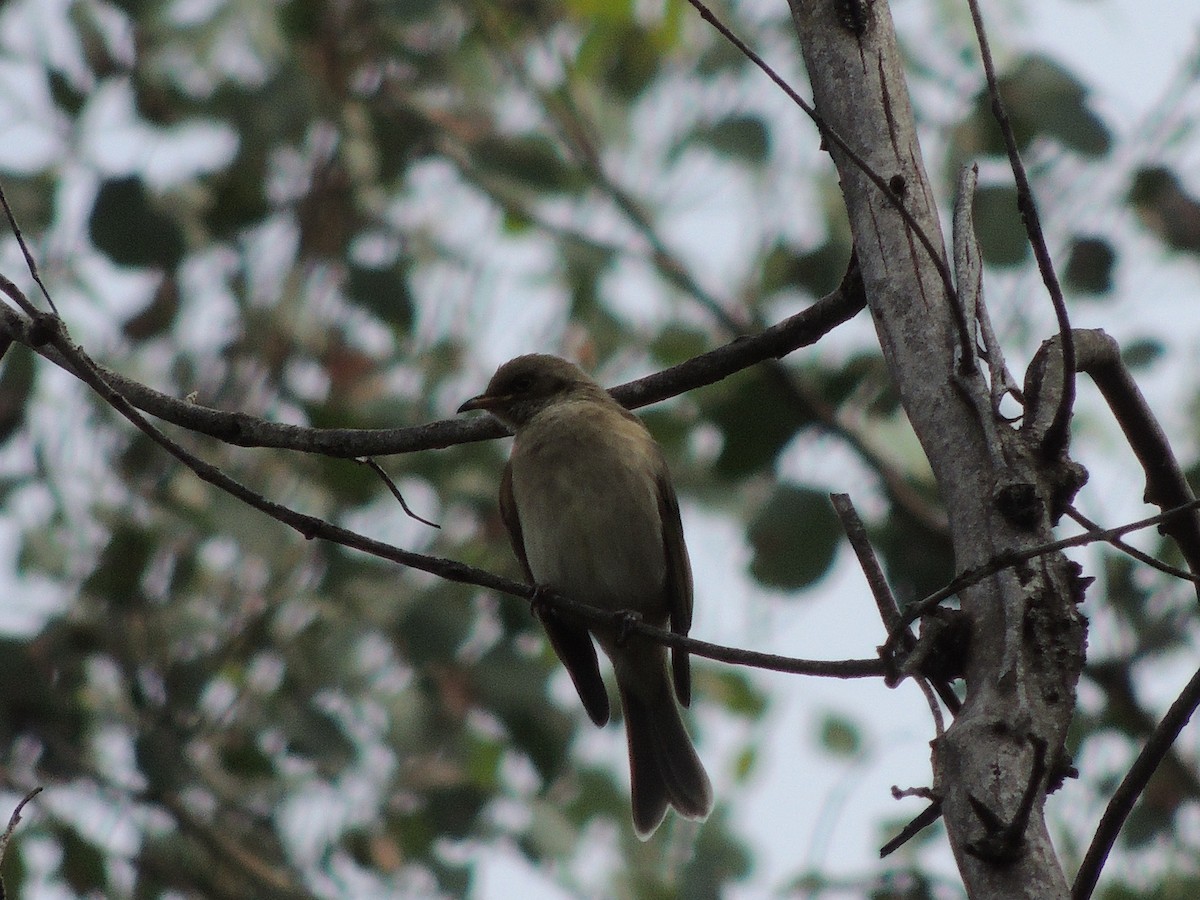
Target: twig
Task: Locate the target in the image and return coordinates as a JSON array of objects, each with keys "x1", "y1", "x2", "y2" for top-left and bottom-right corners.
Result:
[
  {"x1": 0, "y1": 183, "x2": 55, "y2": 315},
  {"x1": 880, "y1": 799, "x2": 943, "y2": 857},
  {"x1": 1065, "y1": 506, "x2": 1197, "y2": 583},
  {"x1": 831, "y1": 493, "x2": 908, "y2": 642},
  {"x1": 683, "y1": 0, "x2": 973, "y2": 371},
  {"x1": 1072, "y1": 664, "x2": 1200, "y2": 900},
  {"x1": 917, "y1": 677, "x2": 946, "y2": 738},
  {"x1": 0, "y1": 785, "x2": 42, "y2": 899},
  {"x1": 357, "y1": 458, "x2": 440, "y2": 528},
  {"x1": 831, "y1": 493, "x2": 960, "y2": 716},
  {"x1": 0, "y1": 787, "x2": 40, "y2": 867},
  {"x1": 964, "y1": 0, "x2": 1074, "y2": 458},
  {"x1": 895, "y1": 496, "x2": 1200, "y2": 635},
  {"x1": 0, "y1": 276, "x2": 862, "y2": 457}
]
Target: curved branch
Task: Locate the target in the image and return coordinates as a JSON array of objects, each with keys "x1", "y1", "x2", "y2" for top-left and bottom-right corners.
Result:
[
  {"x1": 896, "y1": 496, "x2": 1200, "y2": 638},
  {"x1": 1, "y1": 276, "x2": 887, "y2": 682},
  {"x1": 1072, "y1": 665, "x2": 1200, "y2": 900},
  {"x1": 1025, "y1": 328, "x2": 1200, "y2": 595},
  {"x1": 0, "y1": 276, "x2": 862, "y2": 457},
  {"x1": 965, "y1": 0, "x2": 1074, "y2": 459}
]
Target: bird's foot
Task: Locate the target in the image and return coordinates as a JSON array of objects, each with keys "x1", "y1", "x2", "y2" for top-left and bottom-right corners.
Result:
[
  {"x1": 529, "y1": 585, "x2": 553, "y2": 619},
  {"x1": 613, "y1": 609, "x2": 643, "y2": 646}
]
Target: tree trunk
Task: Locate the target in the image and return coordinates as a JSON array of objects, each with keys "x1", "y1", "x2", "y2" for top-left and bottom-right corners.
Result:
[{"x1": 785, "y1": 2, "x2": 1088, "y2": 896}]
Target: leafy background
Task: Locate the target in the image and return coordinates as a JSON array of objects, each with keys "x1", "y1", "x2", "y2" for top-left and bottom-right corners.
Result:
[{"x1": 0, "y1": 0, "x2": 1196, "y2": 897}]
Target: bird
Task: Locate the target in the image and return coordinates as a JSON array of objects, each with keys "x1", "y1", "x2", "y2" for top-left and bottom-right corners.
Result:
[{"x1": 458, "y1": 353, "x2": 712, "y2": 837}]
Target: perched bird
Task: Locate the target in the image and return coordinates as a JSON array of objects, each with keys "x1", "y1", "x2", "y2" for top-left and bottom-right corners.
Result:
[{"x1": 459, "y1": 354, "x2": 712, "y2": 837}]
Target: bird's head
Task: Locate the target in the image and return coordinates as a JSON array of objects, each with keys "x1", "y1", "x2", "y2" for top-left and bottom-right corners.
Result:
[{"x1": 458, "y1": 354, "x2": 602, "y2": 428}]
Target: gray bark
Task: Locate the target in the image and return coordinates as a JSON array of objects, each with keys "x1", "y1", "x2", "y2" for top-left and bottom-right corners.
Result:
[{"x1": 784, "y1": 2, "x2": 1087, "y2": 897}]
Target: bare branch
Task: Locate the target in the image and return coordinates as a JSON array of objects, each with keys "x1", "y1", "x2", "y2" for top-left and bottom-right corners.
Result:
[
  {"x1": 1072, "y1": 665, "x2": 1200, "y2": 899},
  {"x1": 1065, "y1": 506, "x2": 1198, "y2": 583},
  {"x1": 964, "y1": 0, "x2": 1074, "y2": 459},
  {"x1": 0, "y1": 787, "x2": 40, "y2": 868},
  {"x1": 357, "y1": 457, "x2": 440, "y2": 528},
  {"x1": 1025, "y1": 329, "x2": 1200, "y2": 595},
  {"x1": 0, "y1": 185, "x2": 54, "y2": 316},
  {"x1": 0, "y1": 276, "x2": 862, "y2": 457},
  {"x1": 896, "y1": 497, "x2": 1200, "y2": 635},
  {"x1": 880, "y1": 800, "x2": 943, "y2": 858},
  {"x1": 831, "y1": 493, "x2": 907, "y2": 642},
  {"x1": 684, "y1": 0, "x2": 972, "y2": 366}
]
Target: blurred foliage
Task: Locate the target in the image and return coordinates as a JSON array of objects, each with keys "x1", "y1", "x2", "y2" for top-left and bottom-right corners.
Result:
[{"x1": 0, "y1": 0, "x2": 1191, "y2": 897}]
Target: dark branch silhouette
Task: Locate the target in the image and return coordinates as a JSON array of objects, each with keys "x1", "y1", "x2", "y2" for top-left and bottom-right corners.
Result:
[
  {"x1": 965, "y1": 0, "x2": 1075, "y2": 460},
  {"x1": 1072, "y1": 665, "x2": 1200, "y2": 900},
  {"x1": 0, "y1": 272, "x2": 864, "y2": 457}
]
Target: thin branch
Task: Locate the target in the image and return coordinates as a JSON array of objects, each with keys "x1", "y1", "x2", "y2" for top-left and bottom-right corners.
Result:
[
  {"x1": 357, "y1": 457, "x2": 440, "y2": 528},
  {"x1": 1072, "y1": 665, "x2": 1200, "y2": 900},
  {"x1": 1075, "y1": 330, "x2": 1200, "y2": 586},
  {"x1": 831, "y1": 493, "x2": 961, "y2": 716},
  {"x1": 896, "y1": 497, "x2": 1200, "y2": 635},
  {"x1": 832, "y1": 493, "x2": 907, "y2": 642},
  {"x1": 0, "y1": 279, "x2": 887, "y2": 683},
  {"x1": 0, "y1": 185, "x2": 55, "y2": 316},
  {"x1": 917, "y1": 677, "x2": 946, "y2": 737},
  {"x1": 1065, "y1": 506, "x2": 1198, "y2": 583},
  {"x1": 683, "y1": 0, "x2": 973, "y2": 370},
  {"x1": 0, "y1": 787, "x2": 40, "y2": 869},
  {"x1": 0, "y1": 275, "x2": 862, "y2": 457},
  {"x1": 964, "y1": 0, "x2": 1074, "y2": 458},
  {"x1": 880, "y1": 800, "x2": 943, "y2": 857}
]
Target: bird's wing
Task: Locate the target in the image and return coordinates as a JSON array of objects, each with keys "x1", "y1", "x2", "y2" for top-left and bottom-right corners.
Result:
[
  {"x1": 501, "y1": 460, "x2": 610, "y2": 726},
  {"x1": 656, "y1": 467, "x2": 694, "y2": 707}
]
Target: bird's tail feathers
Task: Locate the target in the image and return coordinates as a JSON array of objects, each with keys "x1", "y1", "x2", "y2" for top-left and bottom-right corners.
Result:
[{"x1": 619, "y1": 678, "x2": 712, "y2": 839}]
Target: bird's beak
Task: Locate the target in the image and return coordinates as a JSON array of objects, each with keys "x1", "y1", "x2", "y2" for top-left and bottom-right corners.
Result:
[{"x1": 458, "y1": 393, "x2": 499, "y2": 414}]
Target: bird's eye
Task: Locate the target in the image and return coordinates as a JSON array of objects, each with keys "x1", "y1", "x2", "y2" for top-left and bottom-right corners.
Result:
[{"x1": 508, "y1": 374, "x2": 534, "y2": 394}]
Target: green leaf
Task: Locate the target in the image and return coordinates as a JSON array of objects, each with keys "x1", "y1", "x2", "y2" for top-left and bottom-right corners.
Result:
[
  {"x1": 204, "y1": 145, "x2": 270, "y2": 241},
  {"x1": 746, "y1": 485, "x2": 841, "y2": 590},
  {"x1": 48, "y1": 70, "x2": 87, "y2": 116},
  {"x1": 703, "y1": 370, "x2": 812, "y2": 479},
  {"x1": 690, "y1": 115, "x2": 770, "y2": 165},
  {"x1": 973, "y1": 184, "x2": 1029, "y2": 267},
  {"x1": 58, "y1": 827, "x2": 107, "y2": 894},
  {"x1": 473, "y1": 135, "x2": 582, "y2": 194},
  {"x1": 1128, "y1": 166, "x2": 1200, "y2": 254},
  {"x1": 1064, "y1": 236, "x2": 1115, "y2": 295},
  {"x1": 961, "y1": 54, "x2": 1110, "y2": 158},
  {"x1": 1003, "y1": 55, "x2": 1111, "y2": 156},
  {"x1": 472, "y1": 643, "x2": 572, "y2": 778},
  {"x1": 82, "y1": 523, "x2": 155, "y2": 604},
  {"x1": 733, "y1": 746, "x2": 757, "y2": 781},
  {"x1": 818, "y1": 711, "x2": 864, "y2": 758},
  {"x1": 677, "y1": 808, "x2": 753, "y2": 896},
  {"x1": 576, "y1": 22, "x2": 662, "y2": 100},
  {"x1": 0, "y1": 346, "x2": 36, "y2": 445},
  {"x1": 285, "y1": 705, "x2": 357, "y2": 772},
  {"x1": 348, "y1": 261, "x2": 414, "y2": 332},
  {"x1": 704, "y1": 669, "x2": 768, "y2": 718},
  {"x1": 1121, "y1": 338, "x2": 1163, "y2": 370},
  {"x1": 89, "y1": 177, "x2": 185, "y2": 268}
]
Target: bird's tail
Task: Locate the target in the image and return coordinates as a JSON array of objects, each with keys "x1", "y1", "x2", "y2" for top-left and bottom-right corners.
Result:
[{"x1": 619, "y1": 674, "x2": 713, "y2": 839}]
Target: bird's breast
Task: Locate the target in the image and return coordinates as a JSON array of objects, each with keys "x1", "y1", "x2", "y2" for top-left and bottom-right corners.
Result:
[{"x1": 510, "y1": 403, "x2": 668, "y2": 617}]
